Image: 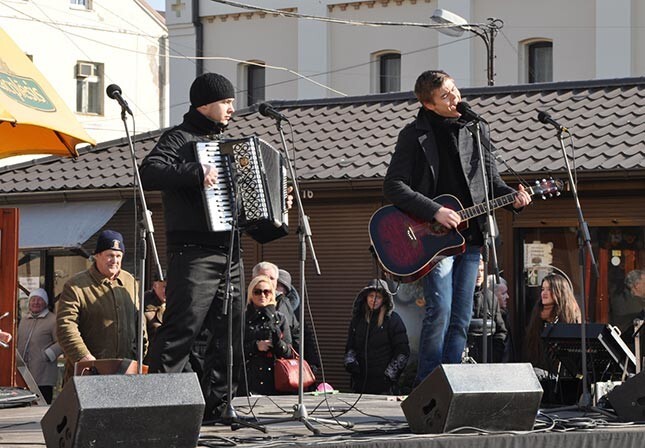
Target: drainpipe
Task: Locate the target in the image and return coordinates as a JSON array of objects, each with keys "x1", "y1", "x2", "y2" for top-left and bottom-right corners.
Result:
[{"x1": 193, "y1": 0, "x2": 203, "y2": 76}]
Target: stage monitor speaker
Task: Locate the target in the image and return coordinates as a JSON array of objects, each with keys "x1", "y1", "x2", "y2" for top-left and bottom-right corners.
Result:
[
  {"x1": 401, "y1": 363, "x2": 543, "y2": 434},
  {"x1": 41, "y1": 373, "x2": 205, "y2": 448},
  {"x1": 607, "y1": 371, "x2": 645, "y2": 422}
]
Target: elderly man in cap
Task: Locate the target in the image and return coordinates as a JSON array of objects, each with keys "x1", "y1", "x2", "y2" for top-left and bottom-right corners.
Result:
[
  {"x1": 56, "y1": 230, "x2": 142, "y2": 383},
  {"x1": 17, "y1": 288, "x2": 62, "y2": 403}
]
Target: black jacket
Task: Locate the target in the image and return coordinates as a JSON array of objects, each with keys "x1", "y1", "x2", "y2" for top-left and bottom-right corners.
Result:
[
  {"x1": 469, "y1": 286, "x2": 508, "y2": 363},
  {"x1": 383, "y1": 107, "x2": 516, "y2": 234},
  {"x1": 344, "y1": 279, "x2": 409, "y2": 394},
  {"x1": 242, "y1": 304, "x2": 292, "y2": 396},
  {"x1": 139, "y1": 107, "x2": 230, "y2": 248}
]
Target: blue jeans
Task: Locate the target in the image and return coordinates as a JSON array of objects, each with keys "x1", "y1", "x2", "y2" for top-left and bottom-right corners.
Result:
[{"x1": 415, "y1": 246, "x2": 481, "y2": 385}]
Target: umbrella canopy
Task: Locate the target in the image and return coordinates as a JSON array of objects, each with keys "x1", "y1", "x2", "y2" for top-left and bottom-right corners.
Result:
[{"x1": 0, "y1": 28, "x2": 96, "y2": 159}]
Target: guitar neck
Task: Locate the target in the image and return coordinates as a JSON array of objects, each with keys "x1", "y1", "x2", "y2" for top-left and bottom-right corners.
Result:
[{"x1": 458, "y1": 186, "x2": 534, "y2": 221}]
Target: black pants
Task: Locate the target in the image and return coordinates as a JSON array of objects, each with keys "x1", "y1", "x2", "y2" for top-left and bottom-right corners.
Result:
[{"x1": 146, "y1": 245, "x2": 244, "y2": 418}]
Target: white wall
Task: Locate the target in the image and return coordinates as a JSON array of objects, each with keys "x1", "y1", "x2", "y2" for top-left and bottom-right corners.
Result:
[
  {"x1": 0, "y1": 0, "x2": 168, "y2": 150},
  {"x1": 164, "y1": 0, "x2": 643, "y2": 118}
]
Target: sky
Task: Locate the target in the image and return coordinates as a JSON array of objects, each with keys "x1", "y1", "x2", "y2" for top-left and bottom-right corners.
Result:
[{"x1": 147, "y1": 0, "x2": 165, "y2": 11}]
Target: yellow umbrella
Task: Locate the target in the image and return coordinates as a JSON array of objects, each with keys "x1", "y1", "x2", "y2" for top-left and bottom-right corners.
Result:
[{"x1": 0, "y1": 27, "x2": 96, "y2": 159}]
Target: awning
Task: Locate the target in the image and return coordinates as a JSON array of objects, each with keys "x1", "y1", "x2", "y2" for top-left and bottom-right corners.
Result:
[
  {"x1": 0, "y1": 28, "x2": 96, "y2": 159},
  {"x1": 15, "y1": 200, "x2": 124, "y2": 249}
]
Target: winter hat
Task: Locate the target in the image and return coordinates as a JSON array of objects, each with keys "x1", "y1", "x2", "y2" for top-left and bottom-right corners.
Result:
[
  {"x1": 94, "y1": 230, "x2": 125, "y2": 254},
  {"x1": 190, "y1": 73, "x2": 235, "y2": 107},
  {"x1": 277, "y1": 269, "x2": 292, "y2": 290},
  {"x1": 29, "y1": 288, "x2": 49, "y2": 305}
]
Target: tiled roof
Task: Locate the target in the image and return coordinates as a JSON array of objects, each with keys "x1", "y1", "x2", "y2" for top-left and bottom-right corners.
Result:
[{"x1": 1, "y1": 77, "x2": 644, "y2": 194}]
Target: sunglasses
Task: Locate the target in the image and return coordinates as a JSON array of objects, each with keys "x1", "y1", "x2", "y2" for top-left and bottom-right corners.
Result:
[{"x1": 253, "y1": 289, "x2": 273, "y2": 296}]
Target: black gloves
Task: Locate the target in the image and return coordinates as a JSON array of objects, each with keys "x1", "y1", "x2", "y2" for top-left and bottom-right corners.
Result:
[{"x1": 344, "y1": 350, "x2": 360, "y2": 374}]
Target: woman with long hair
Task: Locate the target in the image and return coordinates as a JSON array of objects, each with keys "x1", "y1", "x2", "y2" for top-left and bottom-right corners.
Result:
[
  {"x1": 241, "y1": 275, "x2": 293, "y2": 396},
  {"x1": 343, "y1": 279, "x2": 410, "y2": 394},
  {"x1": 524, "y1": 273, "x2": 581, "y2": 373}
]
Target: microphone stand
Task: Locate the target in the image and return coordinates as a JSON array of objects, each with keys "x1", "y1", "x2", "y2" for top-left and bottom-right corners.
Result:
[
  {"x1": 261, "y1": 116, "x2": 353, "y2": 434},
  {"x1": 469, "y1": 120, "x2": 499, "y2": 364},
  {"x1": 116, "y1": 105, "x2": 164, "y2": 374},
  {"x1": 555, "y1": 129, "x2": 599, "y2": 409}
]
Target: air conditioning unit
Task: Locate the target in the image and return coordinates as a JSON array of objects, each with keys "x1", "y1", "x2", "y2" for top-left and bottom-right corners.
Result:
[{"x1": 76, "y1": 62, "x2": 95, "y2": 78}]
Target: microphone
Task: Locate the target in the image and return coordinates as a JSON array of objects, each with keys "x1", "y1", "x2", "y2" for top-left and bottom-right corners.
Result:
[
  {"x1": 106, "y1": 84, "x2": 133, "y2": 115},
  {"x1": 537, "y1": 110, "x2": 567, "y2": 132},
  {"x1": 456, "y1": 101, "x2": 486, "y2": 123},
  {"x1": 258, "y1": 103, "x2": 288, "y2": 122}
]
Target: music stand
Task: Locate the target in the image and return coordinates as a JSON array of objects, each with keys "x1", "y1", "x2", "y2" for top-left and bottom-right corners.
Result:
[{"x1": 541, "y1": 323, "x2": 636, "y2": 382}]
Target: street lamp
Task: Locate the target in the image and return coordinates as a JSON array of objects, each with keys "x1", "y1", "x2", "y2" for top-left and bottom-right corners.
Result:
[{"x1": 431, "y1": 9, "x2": 504, "y2": 86}]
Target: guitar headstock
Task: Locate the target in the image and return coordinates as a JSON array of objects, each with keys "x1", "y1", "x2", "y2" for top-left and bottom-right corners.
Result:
[{"x1": 533, "y1": 178, "x2": 564, "y2": 199}]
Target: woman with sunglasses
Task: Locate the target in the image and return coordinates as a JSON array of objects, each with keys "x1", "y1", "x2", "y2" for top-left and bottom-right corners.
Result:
[{"x1": 241, "y1": 274, "x2": 293, "y2": 396}]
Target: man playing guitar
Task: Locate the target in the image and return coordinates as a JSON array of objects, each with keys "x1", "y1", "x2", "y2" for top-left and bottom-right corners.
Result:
[{"x1": 383, "y1": 70, "x2": 531, "y2": 386}]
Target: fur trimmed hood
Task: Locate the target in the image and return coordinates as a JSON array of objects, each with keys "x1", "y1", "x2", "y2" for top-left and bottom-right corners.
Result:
[{"x1": 351, "y1": 279, "x2": 395, "y2": 318}]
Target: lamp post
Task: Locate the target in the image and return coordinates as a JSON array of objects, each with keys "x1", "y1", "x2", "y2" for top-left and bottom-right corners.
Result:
[{"x1": 431, "y1": 9, "x2": 504, "y2": 86}]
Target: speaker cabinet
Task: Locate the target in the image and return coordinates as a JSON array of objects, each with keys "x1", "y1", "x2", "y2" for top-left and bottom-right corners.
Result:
[
  {"x1": 401, "y1": 363, "x2": 543, "y2": 434},
  {"x1": 608, "y1": 371, "x2": 645, "y2": 422},
  {"x1": 41, "y1": 373, "x2": 205, "y2": 448}
]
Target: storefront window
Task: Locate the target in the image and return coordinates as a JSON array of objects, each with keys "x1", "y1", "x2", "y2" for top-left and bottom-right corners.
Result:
[
  {"x1": 16, "y1": 250, "x2": 90, "y2": 318},
  {"x1": 518, "y1": 225, "x2": 645, "y2": 339}
]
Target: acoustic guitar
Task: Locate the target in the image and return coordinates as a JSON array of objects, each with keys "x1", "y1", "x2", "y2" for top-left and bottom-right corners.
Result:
[{"x1": 369, "y1": 178, "x2": 563, "y2": 283}]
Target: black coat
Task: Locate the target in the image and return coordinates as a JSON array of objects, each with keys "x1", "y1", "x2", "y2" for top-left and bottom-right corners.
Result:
[
  {"x1": 242, "y1": 304, "x2": 292, "y2": 396},
  {"x1": 344, "y1": 280, "x2": 410, "y2": 394},
  {"x1": 468, "y1": 287, "x2": 508, "y2": 363},
  {"x1": 139, "y1": 106, "x2": 231, "y2": 248},
  {"x1": 383, "y1": 107, "x2": 516, "y2": 233}
]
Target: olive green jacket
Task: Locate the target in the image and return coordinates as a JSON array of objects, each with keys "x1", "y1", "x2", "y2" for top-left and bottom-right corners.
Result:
[{"x1": 56, "y1": 263, "x2": 145, "y2": 381}]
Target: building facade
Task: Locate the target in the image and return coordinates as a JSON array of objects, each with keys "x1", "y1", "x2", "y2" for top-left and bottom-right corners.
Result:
[
  {"x1": 0, "y1": 0, "x2": 168, "y2": 160},
  {"x1": 167, "y1": 0, "x2": 645, "y2": 122}
]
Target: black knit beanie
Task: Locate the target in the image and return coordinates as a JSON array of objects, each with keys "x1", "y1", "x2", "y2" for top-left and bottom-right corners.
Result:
[{"x1": 190, "y1": 73, "x2": 235, "y2": 107}]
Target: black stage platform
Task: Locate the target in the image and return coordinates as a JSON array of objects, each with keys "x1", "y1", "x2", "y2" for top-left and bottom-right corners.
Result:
[{"x1": 1, "y1": 392, "x2": 644, "y2": 448}]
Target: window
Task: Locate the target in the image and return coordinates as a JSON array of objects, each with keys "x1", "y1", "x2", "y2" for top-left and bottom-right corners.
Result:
[
  {"x1": 379, "y1": 53, "x2": 401, "y2": 93},
  {"x1": 75, "y1": 61, "x2": 103, "y2": 115},
  {"x1": 246, "y1": 64, "x2": 265, "y2": 106},
  {"x1": 527, "y1": 41, "x2": 553, "y2": 83},
  {"x1": 70, "y1": 0, "x2": 91, "y2": 9},
  {"x1": 237, "y1": 61, "x2": 265, "y2": 107}
]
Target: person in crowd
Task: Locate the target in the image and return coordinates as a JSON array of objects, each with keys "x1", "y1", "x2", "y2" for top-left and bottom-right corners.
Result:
[
  {"x1": 468, "y1": 260, "x2": 507, "y2": 363},
  {"x1": 140, "y1": 73, "x2": 292, "y2": 421},
  {"x1": 382, "y1": 70, "x2": 531, "y2": 385},
  {"x1": 489, "y1": 275, "x2": 514, "y2": 361},
  {"x1": 276, "y1": 268, "x2": 321, "y2": 379},
  {"x1": 344, "y1": 279, "x2": 410, "y2": 394},
  {"x1": 610, "y1": 269, "x2": 645, "y2": 331},
  {"x1": 57, "y1": 230, "x2": 143, "y2": 383},
  {"x1": 241, "y1": 275, "x2": 292, "y2": 396},
  {"x1": 524, "y1": 273, "x2": 581, "y2": 376},
  {"x1": 277, "y1": 269, "x2": 300, "y2": 314},
  {"x1": 17, "y1": 288, "x2": 62, "y2": 403},
  {"x1": 143, "y1": 272, "x2": 166, "y2": 346},
  {"x1": 252, "y1": 262, "x2": 300, "y2": 354}
]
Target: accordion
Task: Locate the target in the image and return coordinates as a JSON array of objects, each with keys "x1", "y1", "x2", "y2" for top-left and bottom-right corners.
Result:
[{"x1": 195, "y1": 137, "x2": 289, "y2": 244}]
